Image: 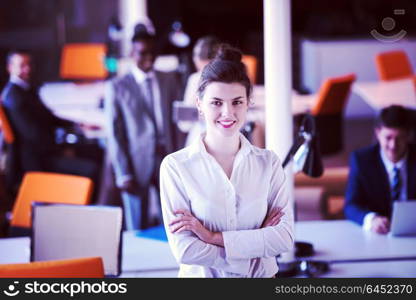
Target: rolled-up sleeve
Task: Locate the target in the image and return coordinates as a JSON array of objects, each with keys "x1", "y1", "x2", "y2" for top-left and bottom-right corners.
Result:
[
  {"x1": 160, "y1": 156, "x2": 251, "y2": 275},
  {"x1": 222, "y1": 153, "x2": 295, "y2": 260}
]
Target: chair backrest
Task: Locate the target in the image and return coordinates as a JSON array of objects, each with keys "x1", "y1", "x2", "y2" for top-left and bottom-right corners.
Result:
[
  {"x1": 242, "y1": 54, "x2": 258, "y2": 84},
  {"x1": 311, "y1": 73, "x2": 356, "y2": 116},
  {"x1": 32, "y1": 204, "x2": 123, "y2": 276},
  {"x1": 375, "y1": 50, "x2": 413, "y2": 81},
  {"x1": 0, "y1": 257, "x2": 104, "y2": 278},
  {"x1": 10, "y1": 172, "x2": 93, "y2": 228},
  {"x1": 0, "y1": 102, "x2": 15, "y2": 144},
  {"x1": 60, "y1": 43, "x2": 108, "y2": 80}
]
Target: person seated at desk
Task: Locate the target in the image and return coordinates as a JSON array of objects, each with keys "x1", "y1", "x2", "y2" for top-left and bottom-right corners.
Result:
[
  {"x1": 1, "y1": 50, "x2": 97, "y2": 186},
  {"x1": 344, "y1": 105, "x2": 416, "y2": 234}
]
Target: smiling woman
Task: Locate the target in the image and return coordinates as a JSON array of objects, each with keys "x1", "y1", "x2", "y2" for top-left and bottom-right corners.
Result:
[
  {"x1": 159, "y1": 44, "x2": 294, "y2": 278},
  {"x1": 199, "y1": 82, "x2": 248, "y2": 137}
]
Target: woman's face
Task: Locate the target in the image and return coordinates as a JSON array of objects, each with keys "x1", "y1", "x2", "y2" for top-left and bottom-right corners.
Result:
[{"x1": 197, "y1": 82, "x2": 248, "y2": 138}]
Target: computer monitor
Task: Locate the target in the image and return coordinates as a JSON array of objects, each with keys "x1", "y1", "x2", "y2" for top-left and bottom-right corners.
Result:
[
  {"x1": 31, "y1": 203, "x2": 122, "y2": 276},
  {"x1": 390, "y1": 201, "x2": 416, "y2": 236}
]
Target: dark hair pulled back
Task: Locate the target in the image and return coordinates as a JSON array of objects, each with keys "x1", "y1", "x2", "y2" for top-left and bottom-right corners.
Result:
[{"x1": 197, "y1": 44, "x2": 252, "y2": 99}]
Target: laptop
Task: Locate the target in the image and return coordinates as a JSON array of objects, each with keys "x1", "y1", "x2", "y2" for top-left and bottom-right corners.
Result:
[
  {"x1": 31, "y1": 203, "x2": 123, "y2": 276},
  {"x1": 390, "y1": 201, "x2": 416, "y2": 236}
]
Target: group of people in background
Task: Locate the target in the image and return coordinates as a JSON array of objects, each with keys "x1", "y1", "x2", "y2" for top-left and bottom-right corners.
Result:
[
  {"x1": 1, "y1": 21, "x2": 415, "y2": 277},
  {"x1": 1, "y1": 50, "x2": 99, "y2": 200}
]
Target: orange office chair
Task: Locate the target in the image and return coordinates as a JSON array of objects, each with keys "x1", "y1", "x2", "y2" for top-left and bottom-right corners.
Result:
[
  {"x1": 0, "y1": 103, "x2": 15, "y2": 144},
  {"x1": 242, "y1": 55, "x2": 258, "y2": 84},
  {"x1": 9, "y1": 172, "x2": 93, "y2": 233},
  {"x1": 311, "y1": 73, "x2": 356, "y2": 116},
  {"x1": 308, "y1": 73, "x2": 356, "y2": 155},
  {"x1": 0, "y1": 257, "x2": 104, "y2": 278},
  {"x1": 375, "y1": 50, "x2": 414, "y2": 81},
  {"x1": 60, "y1": 43, "x2": 108, "y2": 80}
]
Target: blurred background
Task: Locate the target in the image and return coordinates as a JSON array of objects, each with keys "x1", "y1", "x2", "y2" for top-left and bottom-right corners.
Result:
[
  {"x1": 0, "y1": 0, "x2": 414, "y2": 86},
  {"x1": 0, "y1": 0, "x2": 416, "y2": 278}
]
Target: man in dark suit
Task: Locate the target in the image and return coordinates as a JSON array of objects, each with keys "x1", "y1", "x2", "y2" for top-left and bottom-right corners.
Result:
[
  {"x1": 1, "y1": 50, "x2": 96, "y2": 183},
  {"x1": 345, "y1": 105, "x2": 416, "y2": 234},
  {"x1": 105, "y1": 26, "x2": 182, "y2": 230}
]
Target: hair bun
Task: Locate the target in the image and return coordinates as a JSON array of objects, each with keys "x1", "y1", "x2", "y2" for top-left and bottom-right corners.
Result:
[{"x1": 214, "y1": 44, "x2": 242, "y2": 63}]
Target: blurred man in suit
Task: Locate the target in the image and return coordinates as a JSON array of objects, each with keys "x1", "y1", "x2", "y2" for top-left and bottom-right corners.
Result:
[
  {"x1": 105, "y1": 26, "x2": 182, "y2": 230},
  {"x1": 345, "y1": 105, "x2": 416, "y2": 234},
  {"x1": 1, "y1": 50, "x2": 96, "y2": 183}
]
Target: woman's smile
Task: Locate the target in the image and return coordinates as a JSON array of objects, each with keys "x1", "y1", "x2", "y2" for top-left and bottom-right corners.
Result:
[{"x1": 217, "y1": 119, "x2": 237, "y2": 128}]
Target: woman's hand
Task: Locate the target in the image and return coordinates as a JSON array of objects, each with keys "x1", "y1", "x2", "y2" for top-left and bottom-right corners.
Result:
[
  {"x1": 169, "y1": 209, "x2": 224, "y2": 246},
  {"x1": 261, "y1": 207, "x2": 284, "y2": 228}
]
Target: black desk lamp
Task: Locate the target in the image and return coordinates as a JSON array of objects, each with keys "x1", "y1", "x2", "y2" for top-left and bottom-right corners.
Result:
[
  {"x1": 282, "y1": 114, "x2": 323, "y2": 177},
  {"x1": 278, "y1": 114, "x2": 329, "y2": 277}
]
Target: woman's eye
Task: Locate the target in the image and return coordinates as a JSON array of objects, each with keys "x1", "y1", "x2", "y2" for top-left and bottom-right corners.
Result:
[
  {"x1": 211, "y1": 101, "x2": 222, "y2": 106},
  {"x1": 233, "y1": 100, "x2": 243, "y2": 105}
]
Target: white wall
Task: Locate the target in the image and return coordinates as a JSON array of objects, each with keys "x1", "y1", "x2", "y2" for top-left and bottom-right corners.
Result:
[{"x1": 301, "y1": 39, "x2": 416, "y2": 118}]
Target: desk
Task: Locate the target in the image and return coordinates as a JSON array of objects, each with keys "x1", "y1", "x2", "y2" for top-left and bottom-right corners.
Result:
[
  {"x1": 321, "y1": 260, "x2": 416, "y2": 278},
  {"x1": 295, "y1": 220, "x2": 416, "y2": 262},
  {"x1": 40, "y1": 81, "x2": 105, "y2": 110},
  {"x1": 2, "y1": 221, "x2": 415, "y2": 277},
  {"x1": 121, "y1": 231, "x2": 178, "y2": 274},
  {"x1": 353, "y1": 78, "x2": 416, "y2": 110},
  {"x1": 39, "y1": 82, "x2": 316, "y2": 141},
  {"x1": 287, "y1": 220, "x2": 416, "y2": 277},
  {"x1": 249, "y1": 85, "x2": 315, "y2": 117},
  {"x1": 0, "y1": 237, "x2": 30, "y2": 264},
  {"x1": 39, "y1": 81, "x2": 106, "y2": 139},
  {"x1": 0, "y1": 232, "x2": 179, "y2": 277},
  {"x1": 301, "y1": 38, "x2": 416, "y2": 118}
]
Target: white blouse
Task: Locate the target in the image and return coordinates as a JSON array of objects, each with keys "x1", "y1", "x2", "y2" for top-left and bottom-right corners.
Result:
[{"x1": 160, "y1": 133, "x2": 294, "y2": 277}]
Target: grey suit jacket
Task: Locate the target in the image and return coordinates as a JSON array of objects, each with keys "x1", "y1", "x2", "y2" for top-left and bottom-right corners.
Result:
[{"x1": 105, "y1": 70, "x2": 182, "y2": 188}]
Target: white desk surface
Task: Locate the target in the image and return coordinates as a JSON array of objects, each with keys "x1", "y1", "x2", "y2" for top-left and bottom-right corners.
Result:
[
  {"x1": 0, "y1": 232, "x2": 179, "y2": 276},
  {"x1": 38, "y1": 83, "x2": 315, "y2": 136},
  {"x1": 0, "y1": 237, "x2": 30, "y2": 264},
  {"x1": 249, "y1": 85, "x2": 315, "y2": 116},
  {"x1": 323, "y1": 260, "x2": 416, "y2": 278},
  {"x1": 121, "y1": 231, "x2": 178, "y2": 272},
  {"x1": 38, "y1": 78, "x2": 416, "y2": 134},
  {"x1": 2, "y1": 221, "x2": 415, "y2": 277},
  {"x1": 296, "y1": 220, "x2": 416, "y2": 262},
  {"x1": 39, "y1": 81, "x2": 105, "y2": 109},
  {"x1": 39, "y1": 81, "x2": 106, "y2": 138},
  {"x1": 353, "y1": 78, "x2": 416, "y2": 110}
]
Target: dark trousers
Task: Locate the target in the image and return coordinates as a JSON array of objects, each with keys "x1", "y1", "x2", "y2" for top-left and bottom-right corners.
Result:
[{"x1": 122, "y1": 144, "x2": 166, "y2": 230}]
